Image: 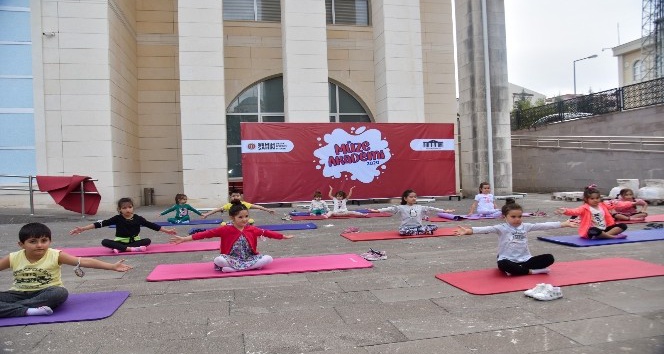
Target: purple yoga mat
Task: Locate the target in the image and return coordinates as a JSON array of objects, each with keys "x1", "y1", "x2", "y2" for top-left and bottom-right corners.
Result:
[
  {"x1": 0, "y1": 291, "x2": 130, "y2": 327},
  {"x1": 537, "y1": 229, "x2": 664, "y2": 247}
]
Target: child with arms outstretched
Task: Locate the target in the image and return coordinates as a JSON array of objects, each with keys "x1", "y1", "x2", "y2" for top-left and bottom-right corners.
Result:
[
  {"x1": 556, "y1": 185, "x2": 629, "y2": 239},
  {"x1": 609, "y1": 188, "x2": 648, "y2": 221},
  {"x1": 326, "y1": 185, "x2": 367, "y2": 218},
  {"x1": 370, "y1": 189, "x2": 454, "y2": 236},
  {"x1": 171, "y1": 201, "x2": 293, "y2": 272},
  {"x1": 468, "y1": 182, "x2": 501, "y2": 216},
  {"x1": 201, "y1": 189, "x2": 274, "y2": 224},
  {"x1": 158, "y1": 193, "x2": 202, "y2": 224},
  {"x1": 0, "y1": 223, "x2": 132, "y2": 318},
  {"x1": 70, "y1": 197, "x2": 177, "y2": 253},
  {"x1": 455, "y1": 199, "x2": 577, "y2": 276}
]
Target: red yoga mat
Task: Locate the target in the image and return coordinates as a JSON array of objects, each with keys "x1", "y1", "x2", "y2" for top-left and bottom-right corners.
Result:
[
  {"x1": 58, "y1": 241, "x2": 220, "y2": 257},
  {"x1": 341, "y1": 227, "x2": 458, "y2": 241},
  {"x1": 146, "y1": 253, "x2": 372, "y2": 282},
  {"x1": 622, "y1": 214, "x2": 664, "y2": 224},
  {"x1": 427, "y1": 217, "x2": 453, "y2": 223},
  {"x1": 290, "y1": 212, "x2": 392, "y2": 221},
  {"x1": 36, "y1": 175, "x2": 101, "y2": 215},
  {"x1": 436, "y1": 258, "x2": 664, "y2": 295}
]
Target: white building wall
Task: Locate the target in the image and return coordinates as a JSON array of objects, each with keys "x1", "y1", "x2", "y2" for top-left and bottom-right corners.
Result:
[
  {"x1": 372, "y1": 0, "x2": 425, "y2": 122},
  {"x1": 177, "y1": 1, "x2": 228, "y2": 206},
  {"x1": 281, "y1": 0, "x2": 329, "y2": 122}
]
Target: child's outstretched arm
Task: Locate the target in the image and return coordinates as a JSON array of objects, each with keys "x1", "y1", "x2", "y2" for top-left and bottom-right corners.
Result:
[
  {"x1": 160, "y1": 227, "x2": 177, "y2": 235},
  {"x1": 159, "y1": 205, "x2": 177, "y2": 217},
  {"x1": 251, "y1": 204, "x2": 275, "y2": 214},
  {"x1": 170, "y1": 235, "x2": 193, "y2": 244},
  {"x1": 454, "y1": 226, "x2": 473, "y2": 236},
  {"x1": 69, "y1": 224, "x2": 95, "y2": 235},
  {"x1": 59, "y1": 252, "x2": 132, "y2": 272},
  {"x1": 560, "y1": 220, "x2": 580, "y2": 228},
  {"x1": 202, "y1": 207, "x2": 223, "y2": 219},
  {"x1": 282, "y1": 235, "x2": 294, "y2": 239},
  {"x1": 468, "y1": 201, "x2": 478, "y2": 215},
  {"x1": 0, "y1": 255, "x2": 9, "y2": 271},
  {"x1": 347, "y1": 186, "x2": 356, "y2": 199}
]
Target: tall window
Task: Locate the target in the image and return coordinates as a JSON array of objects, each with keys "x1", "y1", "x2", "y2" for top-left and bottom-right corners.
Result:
[
  {"x1": 633, "y1": 60, "x2": 644, "y2": 82},
  {"x1": 0, "y1": 1, "x2": 34, "y2": 184},
  {"x1": 226, "y1": 77, "x2": 285, "y2": 179},
  {"x1": 326, "y1": 0, "x2": 369, "y2": 26},
  {"x1": 329, "y1": 83, "x2": 371, "y2": 122},
  {"x1": 227, "y1": 78, "x2": 370, "y2": 178},
  {"x1": 223, "y1": 0, "x2": 281, "y2": 22}
]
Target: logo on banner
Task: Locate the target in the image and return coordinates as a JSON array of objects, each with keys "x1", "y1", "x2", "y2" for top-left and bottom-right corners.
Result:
[
  {"x1": 313, "y1": 126, "x2": 392, "y2": 183},
  {"x1": 409, "y1": 139, "x2": 455, "y2": 151},
  {"x1": 241, "y1": 140, "x2": 294, "y2": 153}
]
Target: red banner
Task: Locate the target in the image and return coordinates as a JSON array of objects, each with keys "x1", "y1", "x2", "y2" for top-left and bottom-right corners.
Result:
[{"x1": 241, "y1": 123, "x2": 455, "y2": 203}]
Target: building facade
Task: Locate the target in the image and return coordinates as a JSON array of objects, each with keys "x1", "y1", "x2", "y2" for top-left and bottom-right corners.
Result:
[{"x1": 1, "y1": 0, "x2": 458, "y2": 211}]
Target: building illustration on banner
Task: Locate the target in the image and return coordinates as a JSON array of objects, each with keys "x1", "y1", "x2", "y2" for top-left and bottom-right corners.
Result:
[{"x1": 313, "y1": 126, "x2": 392, "y2": 184}]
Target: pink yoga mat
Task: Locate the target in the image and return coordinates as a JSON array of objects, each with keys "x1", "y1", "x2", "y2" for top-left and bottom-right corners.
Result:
[
  {"x1": 621, "y1": 214, "x2": 664, "y2": 224},
  {"x1": 436, "y1": 258, "x2": 664, "y2": 295},
  {"x1": 290, "y1": 212, "x2": 392, "y2": 221},
  {"x1": 58, "y1": 241, "x2": 219, "y2": 257},
  {"x1": 341, "y1": 227, "x2": 458, "y2": 241},
  {"x1": 146, "y1": 253, "x2": 372, "y2": 282}
]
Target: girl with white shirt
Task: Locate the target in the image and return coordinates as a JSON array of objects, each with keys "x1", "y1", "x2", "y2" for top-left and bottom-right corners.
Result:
[{"x1": 371, "y1": 189, "x2": 454, "y2": 236}]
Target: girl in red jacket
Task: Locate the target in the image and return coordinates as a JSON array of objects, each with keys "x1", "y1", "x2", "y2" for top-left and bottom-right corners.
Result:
[
  {"x1": 170, "y1": 201, "x2": 293, "y2": 272},
  {"x1": 556, "y1": 185, "x2": 629, "y2": 239}
]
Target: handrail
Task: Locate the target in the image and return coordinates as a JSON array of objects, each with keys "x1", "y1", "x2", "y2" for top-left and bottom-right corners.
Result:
[
  {"x1": 0, "y1": 174, "x2": 99, "y2": 217},
  {"x1": 511, "y1": 135, "x2": 664, "y2": 153}
]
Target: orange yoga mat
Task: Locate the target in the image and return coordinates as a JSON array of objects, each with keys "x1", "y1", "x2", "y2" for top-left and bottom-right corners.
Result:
[
  {"x1": 436, "y1": 258, "x2": 664, "y2": 295},
  {"x1": 341, "y1": 227, "x2": 458, "y2": 241}
]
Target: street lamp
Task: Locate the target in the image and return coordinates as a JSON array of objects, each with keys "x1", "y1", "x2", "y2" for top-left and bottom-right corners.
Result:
[{"x1": 573, "y1": 54, "x2": 598, "y2": 95}]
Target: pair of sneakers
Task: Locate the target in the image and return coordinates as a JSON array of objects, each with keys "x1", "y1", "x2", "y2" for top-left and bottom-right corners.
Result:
[
  {"x1": 524, "y1": 283, "x2": 563, "y2": 301},
  {"x1": 360, "y1": 248, "x2": 387, "y2": 261}
]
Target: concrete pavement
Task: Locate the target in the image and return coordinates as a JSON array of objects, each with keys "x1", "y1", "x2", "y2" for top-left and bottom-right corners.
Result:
[{"x1": 0, "y1": 194, "x2": 662, "y2": 353}]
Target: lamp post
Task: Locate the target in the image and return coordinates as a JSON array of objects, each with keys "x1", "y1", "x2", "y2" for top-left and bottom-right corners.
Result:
[{"x1": 573, "y1": 54, "x2": 598, "y2": 95}]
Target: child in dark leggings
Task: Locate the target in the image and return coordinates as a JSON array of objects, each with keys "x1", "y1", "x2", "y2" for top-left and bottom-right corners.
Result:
[
  {"x1": 455, "y1": 199, "x2": 577, "y2": 276},
  {"x1": 70, "y1": 198, "x2": 177, "y2": 253}
]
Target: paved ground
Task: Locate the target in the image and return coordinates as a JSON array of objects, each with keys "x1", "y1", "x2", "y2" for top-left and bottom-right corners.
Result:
[{"x1": 0, "y1": 194, "x2": 662, "y2": 354}]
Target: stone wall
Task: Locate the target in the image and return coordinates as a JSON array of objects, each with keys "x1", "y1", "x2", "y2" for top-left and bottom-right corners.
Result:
[{"x1": 512, "y1": 104, "x2": 664, "y2": 193}]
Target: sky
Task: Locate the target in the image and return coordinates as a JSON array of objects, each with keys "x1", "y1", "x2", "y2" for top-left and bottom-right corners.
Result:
[{"x1": 503, "y1": 0, "x2": 643, "y2": 98}]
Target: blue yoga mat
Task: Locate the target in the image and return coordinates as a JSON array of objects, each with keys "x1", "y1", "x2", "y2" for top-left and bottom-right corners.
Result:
[
  {"x1": 188, "y1": 222, "x2": 318, "y2": 234},
  {"x1": 537, "y1": 229, "x2": 664, "y2": 247},
  {"x1": 110, "y1": 219, "x2": 222, "y2": 228}
]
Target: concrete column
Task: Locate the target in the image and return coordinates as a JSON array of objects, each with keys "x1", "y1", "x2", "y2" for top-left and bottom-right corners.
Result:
[
  {"x1": 281, "y1": 0, "x2": 329, "y2": 122},
  {"x1": 177, "y1": 2, "x2": 227, "y2": 205},
  {"x1": 372, "y1": 0, "x2": 425, "y2": 122},
  {"x1": 455, "y1": 0, "x2": 512, "y2": 196}
]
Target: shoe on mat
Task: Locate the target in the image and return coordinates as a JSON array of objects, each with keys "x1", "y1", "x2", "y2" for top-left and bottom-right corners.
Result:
[
  {"x1": 369, "y1": 248, "x2": 386, "y2": 257},
  {"x1": 533, "y1": 286, "x2": 563, "y2": 301},
  {"x1": 524, "y1": 283, "x2": 551, "y2": 298}
]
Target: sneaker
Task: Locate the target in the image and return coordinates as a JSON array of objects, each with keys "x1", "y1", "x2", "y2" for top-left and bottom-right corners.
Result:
[
  {"x1": 369, "y1": 248, "x2": 386, "y2": 257},
  {"x1": 343, "y1": 227, "x2": 360, "y2": 233},
  {"x1": 524, "y1": 283, "x2": 550, "y2": 297},
  {"x1": 533, "y1": 286, "x2": 563, "y2": 301},
  {"x1": 361, "y1": 252, "x2": 386, "y2": 261}
]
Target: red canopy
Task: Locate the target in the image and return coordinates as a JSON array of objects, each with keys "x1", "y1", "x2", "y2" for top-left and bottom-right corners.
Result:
[{"x1": 36, "y1": 175, "x2": 101, "y2": 215}]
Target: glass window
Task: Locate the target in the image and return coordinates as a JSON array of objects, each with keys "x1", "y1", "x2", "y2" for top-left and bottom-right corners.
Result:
[
  {"x1": 326, "y1": 0, "x2": 369, "y2": 26},
  {"x1": 0, "y1": 11, "x2": 30, "y2": 42},
  {"x1": 223, "y1": 0, "x2": 281, "y2": 22},
  {"x1": 227, "y1": 115, "x2": 258, "y2": 146},
  {"x1": 0, "y1": 45, "x2": 32, "y2": 76},
  {"x1": 329, "y1": 82, "x2": 370, "y2": 122},
  {"x1": 633, "y1": 60, "x2": 643, "y2": 82},
  {"x1": 0, "y1": 113, "x2": 34, "y2": 147},
  {"x1": 227, "y1": 146, "x2": 243, "y2": 179},
  {"x1": 0, "y1": 78, "x2": 33, "y2": 108}
]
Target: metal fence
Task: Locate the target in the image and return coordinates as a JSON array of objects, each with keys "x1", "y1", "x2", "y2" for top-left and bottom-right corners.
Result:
[{"x1": 511, "y1": 77, "x2": 664, "y2": 131}]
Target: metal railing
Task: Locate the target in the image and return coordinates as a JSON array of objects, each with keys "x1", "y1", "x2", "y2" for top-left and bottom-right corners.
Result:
[
  {"x1": 511, "y1": 135, "x2": 664, "y2": 153},
  {"x1": 511, "y1": 77, "x2": 664, "y2": 130},
  {"x1": 0, "y1": 174, "x2": 99, "y2": 217}
]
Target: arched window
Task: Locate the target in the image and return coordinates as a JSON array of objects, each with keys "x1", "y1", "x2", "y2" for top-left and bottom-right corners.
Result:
[
  {"x1": 633, "y1": 60, "x2": 643, "y2": 82},
  {"x1": 226, "y1": 78, "x2": 371, "y2": 178}
]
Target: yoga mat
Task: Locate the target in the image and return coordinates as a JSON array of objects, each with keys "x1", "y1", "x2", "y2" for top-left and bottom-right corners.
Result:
[
  {"x1": 146, "y1": 253, "x2": 372, "y2": 281},
  {"x1": 427, "y1": 217, "x2": 453, "y2": 222},
  {"x1": 109, "y1": 219, "x2": 223, "y2": 228},
  {"x1": 341, "y1": 227, "x2": 458, "y2": 241},
  {"x1": 435, "y1": 258, "x2": 664, "y2": 295},
  {"x1": 0, "y1": 291, "x2": 130, "y2": 327},
  {"x1": 188, "y1": 222, "x2": 318, "y2": 234},
  {"x1": 621, "y1": 214, "x2": 664, "y2": 224},
  {"x1": 537, "y1": 229, "x2": 664, "y2": 247},
  {"x1": 291, "y1": 212, "x2": 392, "y2": 220},
  {"x1": 58, "y1": 241, "x2": 220, "y2": 257}
]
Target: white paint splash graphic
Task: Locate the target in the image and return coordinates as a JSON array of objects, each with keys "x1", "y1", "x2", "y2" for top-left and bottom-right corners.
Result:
[{"x1": 313, "y1": 126, "x2": 391, "y2": 183}]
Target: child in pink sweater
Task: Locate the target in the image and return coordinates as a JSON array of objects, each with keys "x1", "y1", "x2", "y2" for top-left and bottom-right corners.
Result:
[{"x1": 556, "y1": 185, "x2": 631, "y2": 239}]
